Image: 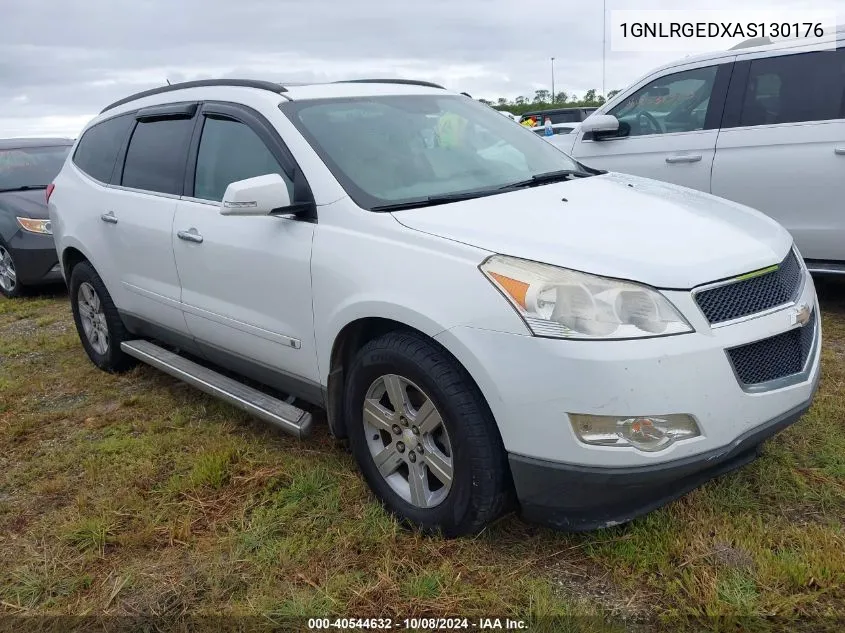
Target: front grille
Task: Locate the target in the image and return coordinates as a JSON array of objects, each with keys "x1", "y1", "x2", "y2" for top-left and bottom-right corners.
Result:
[
  {"x1": 695, "y1": 251, "x2": 803, "y2": 324},
  {"x1": 727, "y1": 312, "x2": 816, "y2": 386}
]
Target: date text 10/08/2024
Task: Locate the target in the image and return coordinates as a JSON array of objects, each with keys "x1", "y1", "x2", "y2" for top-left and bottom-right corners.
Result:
[{"x1": 307, "y1": 617, "x2": 528, "y2": 630}]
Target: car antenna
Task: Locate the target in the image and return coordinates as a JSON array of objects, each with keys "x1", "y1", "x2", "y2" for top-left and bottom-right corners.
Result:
[{"x1": 166, "y1": 78, "x2": 172, "y2": 86}]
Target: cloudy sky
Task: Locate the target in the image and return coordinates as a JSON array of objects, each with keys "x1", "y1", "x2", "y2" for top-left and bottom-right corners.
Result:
[{"x1": 1, "y1": 0, "x2": 839, "y2": 137}]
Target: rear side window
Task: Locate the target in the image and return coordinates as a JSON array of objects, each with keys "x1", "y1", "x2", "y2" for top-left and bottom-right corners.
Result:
[
  {"x1": 547, "y1": 111, "x2": 582, "y2": 124},
  {"x1": 121, "y1": 118, "x2": 194, "y2": 195},
  {"x1": 72, "y1": 115, "x2": 133, "y2": 183},
  {"x1": 740, "y1": 50, "x2": 845, "y2": 126},
  {"x1": 193, "y1": 116, "x2": 290, "y2": 202}
]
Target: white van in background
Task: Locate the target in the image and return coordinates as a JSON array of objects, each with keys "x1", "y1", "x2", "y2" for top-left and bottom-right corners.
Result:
[{"x1": 566, "y1": 32, "x2": 845, "y2": 273}]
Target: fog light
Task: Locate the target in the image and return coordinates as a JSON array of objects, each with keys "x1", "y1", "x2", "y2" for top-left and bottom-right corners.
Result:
[{"x1": 569, "y1": 413, "x2": 700, "y2": 452}]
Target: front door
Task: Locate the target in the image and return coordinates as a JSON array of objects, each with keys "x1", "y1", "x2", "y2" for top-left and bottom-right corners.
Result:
[{"x1": 172, "y1": 103, "x2": 320, "y2": 399}]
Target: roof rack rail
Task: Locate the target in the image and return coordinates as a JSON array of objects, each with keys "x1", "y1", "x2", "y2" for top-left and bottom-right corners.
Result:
[
  {"x1": 335, "y1": 78, "x2": 446, "y2": 90},
  {"x1": 729, "y1": 36, "x2": 773, "y2": 50},
  {"x1": 100, "y1": 79, "x2": 288, "y2": 114}
]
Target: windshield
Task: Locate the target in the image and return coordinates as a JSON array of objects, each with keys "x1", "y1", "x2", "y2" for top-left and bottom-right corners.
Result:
[
  {"x1": 282, "y1": 95, "x2": 582, "y2": 210},
  {"x1": 0, "y1": 145, "x2": 70, "y2": 191}
]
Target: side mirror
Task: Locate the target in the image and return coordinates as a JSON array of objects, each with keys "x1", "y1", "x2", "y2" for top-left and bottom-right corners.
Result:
[
  {"x1": 220, "y1": 174, "x2": 292, "y2": 216},
  {"x1": 579, "y1": 114, "x2": 620, "y2": 140}
]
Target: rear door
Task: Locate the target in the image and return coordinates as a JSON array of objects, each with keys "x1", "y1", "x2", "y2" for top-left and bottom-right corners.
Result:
[
  {"x1": 105, "y1": 103, "x2": 197, "y2": 335},
  {"x1": 571, "y1": 61, "x2": 733, "y2": 192},
  {"x1": 172, "y1": 102, "x2": 320, "y2": 399},
  {"x1": 711, "y1": 47, "x2": 845, "y2": 263}
]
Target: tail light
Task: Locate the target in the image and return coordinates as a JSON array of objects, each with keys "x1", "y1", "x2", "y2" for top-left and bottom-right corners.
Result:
[{"x1": 46, "y1": 183, "x2": 55, "y2": 203}]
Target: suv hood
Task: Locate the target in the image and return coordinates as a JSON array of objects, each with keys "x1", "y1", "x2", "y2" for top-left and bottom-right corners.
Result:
[
  {"x1": 391, "y1": 173, "x2": 793, "y2": 289},
  {"x1": 0, "y1": 189, "x2": 49, "y2": 219}
]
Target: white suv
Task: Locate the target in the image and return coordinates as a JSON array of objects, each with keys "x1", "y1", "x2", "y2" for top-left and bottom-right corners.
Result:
[
  {"x1": 50, "y1": 78, "x2": 820, "y2": 536},
  {"x1": 566, "y1": 33, "x2": 845, "y2": 272}
]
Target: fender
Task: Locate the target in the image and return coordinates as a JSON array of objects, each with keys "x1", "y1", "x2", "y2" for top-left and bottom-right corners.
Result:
[{"x1": 318, "y1": 297, "x2": 452, "y2": 385}]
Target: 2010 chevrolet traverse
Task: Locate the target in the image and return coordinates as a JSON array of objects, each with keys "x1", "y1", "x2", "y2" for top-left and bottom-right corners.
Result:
[{"x1": 50, "y1": 79, "x2": 820, "y2": 536}]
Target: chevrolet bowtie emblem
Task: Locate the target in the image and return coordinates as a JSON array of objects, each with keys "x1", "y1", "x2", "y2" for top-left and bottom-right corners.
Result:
[{"x1": 790, "y1": 303, "x2": 812, "y2": 327}]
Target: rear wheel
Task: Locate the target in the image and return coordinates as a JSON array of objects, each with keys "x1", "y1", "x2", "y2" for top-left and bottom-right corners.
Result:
[
  {"x1": 69, "y1": 261, "x2": 136, "y2": 372},
  {"x1": 0, "y1": 242, "x2": 23, "y2": 298},
  {"x1": 345, "y1": 331, "x2": 510, "y2": 537}
]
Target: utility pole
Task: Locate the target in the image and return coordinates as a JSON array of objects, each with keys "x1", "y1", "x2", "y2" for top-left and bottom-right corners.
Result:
[
  {"x1": 602, "y1": 0, "x2": 607, "y2": 98},
  {"x1": 550, "y1": 57, "x2": 555, "y2": 103}
]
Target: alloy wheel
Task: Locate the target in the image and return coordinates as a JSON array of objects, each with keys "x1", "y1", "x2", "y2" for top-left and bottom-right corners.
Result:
[
  {"x1": 363, "y1": 374, "x2": 454, "y2": 508},
  {"x1": 77, "y1": 282, "x2": 109, "y2": 355},
  {"x1": 0, "y1": 246, "x2": 17, "y2": 293}
]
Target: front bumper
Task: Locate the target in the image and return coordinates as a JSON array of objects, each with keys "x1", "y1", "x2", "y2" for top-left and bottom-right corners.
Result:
[
  {"x1": 509, "y1": 395, "x2": 815, "y2": 530},
  {"x1": 435, "y1": 273, "x2": 820, "y2": 468},
  {"x1": 434, "y1": 265, "x2": 821, "y2": 528},
  {"x1": 6, "y1": 229, "x2": 62, "y2": 285}
]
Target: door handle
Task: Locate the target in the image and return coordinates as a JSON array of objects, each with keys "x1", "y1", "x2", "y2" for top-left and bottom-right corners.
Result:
[
  {"x1": 834, "y1": 148, "x2": 845, "y2": 155},
  {"x1": 100, "y1": 211, "x2": 118, "y2": 224},
  {"x1": 665, "y1": 154, "x2": 703, "y2": 164},
  {"x1": 177, "y1": 228, "x2": 204, "y2": 244}
]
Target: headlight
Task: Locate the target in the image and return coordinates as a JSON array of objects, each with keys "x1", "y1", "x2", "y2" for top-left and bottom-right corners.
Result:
[
  {"x1": 480, "y1": 255, "x2": 692, "y2": 339},
  {"x1": 17, "y1": 217, "x2": 52, "y2": 235}
]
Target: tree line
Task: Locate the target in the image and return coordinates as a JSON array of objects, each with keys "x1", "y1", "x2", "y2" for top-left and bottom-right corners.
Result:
[{"x1": 478, "y1": 88, "x2": 622, "y2": 115}]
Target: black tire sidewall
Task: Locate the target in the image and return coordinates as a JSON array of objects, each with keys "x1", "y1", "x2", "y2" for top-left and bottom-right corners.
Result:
[
  {"x1": 69, "y1": 262, "x2": 131, "y2": 372},
  {"x1": 345, "y1": 341, "x2": 479, "y2": 535}
]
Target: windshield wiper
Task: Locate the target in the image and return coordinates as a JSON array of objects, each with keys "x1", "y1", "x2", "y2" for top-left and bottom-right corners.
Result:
[
  {"x1": 498, "y1": 169, "x2": 593, "y2": 191},
  {"x1": 371, "y1": 189, "x2": 501, "y2": 212},
  {"x1": 0, "y1": 185, "x2": 48, "y2": 193},
  {"x1": 370, "y1": 170, "x2": 595, "y2": 212}
]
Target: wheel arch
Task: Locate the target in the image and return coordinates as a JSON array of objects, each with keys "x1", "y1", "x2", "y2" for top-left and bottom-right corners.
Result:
[
  {"x1": 324, "y1": 315, "x2": 496, "y2": 444},
  {"x1": 59, "y1": 240, "x2": 96, "y2": 281}
]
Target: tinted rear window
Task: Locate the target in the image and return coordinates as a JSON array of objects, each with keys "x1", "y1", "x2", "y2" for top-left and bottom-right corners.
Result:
[
  {"x1": 121, "y1": 118, "x2": 194, "y2": 195},
  {"x1": 547, "y1": 111, "x2": 582, "y2": 124},
  {"x1": 0, "y1": 145, "x2": 70, "y2": 190},
  {"x1": 73, "y1": 115, "x2": 133, "y2": 183},
  {"x1": 740, "y1": 49, "x2": 845, "y2": 126}
]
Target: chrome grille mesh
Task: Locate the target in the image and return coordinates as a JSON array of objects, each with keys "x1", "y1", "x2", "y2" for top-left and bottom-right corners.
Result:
[
  {"x1": 726, "y1": 311, "x2": 816, "y2": 386},
  {"x1": 695, "y1": 251, "x2": 802, "y2": 324}
]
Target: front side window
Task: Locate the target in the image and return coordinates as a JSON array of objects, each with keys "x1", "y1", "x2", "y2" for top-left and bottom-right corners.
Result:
[
  {"x1": 73, "y1": 114, "x2": 133, "y2": 183},
  {"x1": 0, "y1": 145, "x2": 70, "y2": 191},
  {"x1": 739, "y1": 50, "x2": 845, "y2": 127},
  {"x1": 193, "y1": 117, "x2": 290, "y2": 202},
  {"x1": 282, "y1": 94, "x2": 583, "y2": 210},
  {"x1": 610, "y1": 65, "x2": 719, "y2": 137},
  {"x1": 121, "y1": 117, "x2": 194, "y2": 195}
]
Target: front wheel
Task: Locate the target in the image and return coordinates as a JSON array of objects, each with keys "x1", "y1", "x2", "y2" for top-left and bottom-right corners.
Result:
[
  {"x1": 69, "y1": 261, "x2": 136, "y2": 372},
  {"x1": 345, "y1": 331, "x2": 510, "y2": 537}
]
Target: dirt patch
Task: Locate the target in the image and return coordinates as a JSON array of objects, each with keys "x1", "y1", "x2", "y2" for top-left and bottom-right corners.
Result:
[
  {"x1": 0, "y1": 318, "x2": 39, "y2": 337},
  {"x1": 546, "y1": 558, "x2": 653, "y2": 621},
  {"x1": 32, "y1": 392, "x2": 89, "y2": 413},
  {"x1": 711, "y1": 542, "x2": 755, "y2": 571}
]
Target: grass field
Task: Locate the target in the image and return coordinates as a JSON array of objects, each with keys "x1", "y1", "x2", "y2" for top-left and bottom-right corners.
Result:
[{"x1": 0, "y1": 279, "x2": 843, "y2": 631}]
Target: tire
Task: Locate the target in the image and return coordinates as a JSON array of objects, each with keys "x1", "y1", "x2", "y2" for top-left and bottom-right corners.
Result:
[
  {"x1": 69, "y1": 261, "x2": 136, "y2": 372},
  {"x1": 345, "y1": 331, "x2": 510, "y2": 537},
  {"x1": 0, "y1": 240, "x2": 24, "y2": 299}
]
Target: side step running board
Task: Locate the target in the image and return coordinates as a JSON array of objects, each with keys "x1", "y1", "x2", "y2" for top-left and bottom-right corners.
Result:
[{"x1": 121, "y1": 340, "x2": 313, "y2": 439}]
